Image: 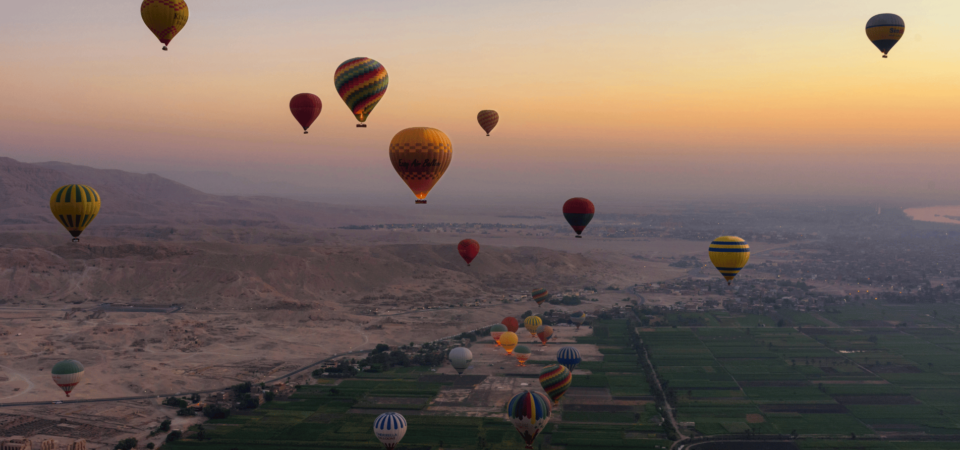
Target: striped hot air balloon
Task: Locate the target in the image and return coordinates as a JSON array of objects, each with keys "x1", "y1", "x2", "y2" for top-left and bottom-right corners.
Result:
[
  {"x1": 289, "y1": 93, "x2": 322, "y2": 134},
  {"x1": 531, "y1": 288, "x2": 550, "y2": 307},
  {"x1": 536, "y1": 325, "x2": 553, "y2": 346},
  {"x1": 140, "y1": 0, "x2": 189, "y2": 51},
  {"x1": 51, "y1": 359, "x2": 84, "y2": 397},
  {"x1": 507, "y1": 390, "x2": 552, "y2": 449},
  {"x1": 490, "y1": 323, "x2": 508, "y2": 345},
  {"x1": 502, "y1": 317, "x2": 520, "y2": 333},
  {"x1": 458, "y1": 239, "x2": 479, "y2": 266},
  {"x1": 50, "y1": 185, "x2": 101, "y2": 242},
  {"x1": 514, "y1": 345, "x2": 531, "y2": 366},
  {"x1": 866, "y1": 14, "x2": 904, "y2": 58},
  {"x1": 556, "y1": 346, "x2": 582, "y2": 371},
  {"x1": 335, "y1": 57, "x2": 388, "y2": 127},
  {"x1": 449, "y1": 347, "x2": 473, "y2": 375},
  {"x1": 563, "y1": 197, "x2": 594, "y2": 238},
  {"x1": 570, "y1": 311, "x2": 587, "y2": 330},
  {"x1": 373, "y1": 412, "x2": 407, "y2": 450},
  {"x1": 524, "y1": 316, "x2": 542, "y2": 338},
  {"x1": 389, "y1": 127, "x2": 453, "y2": 204},
  {"x1": 709, "y1": 236, "x2": 750, "y2": 285},
  {"x1": 477, "y1": 110, "x2": 499, "y2": 136},
  {"x1": 539, "y1": 364, "x2": 572, "y2": 405},
  {"x1": 500, "y1": 332, "x2": 519, "y2": 355}
]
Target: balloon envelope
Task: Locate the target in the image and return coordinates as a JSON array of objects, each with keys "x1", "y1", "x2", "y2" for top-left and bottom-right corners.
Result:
[
  {"x1": 570, "y1": 311, "x2": 587, "y2": 330},
  {"x1": 373, "y1": 412, "x2": 407, "y2": 450},
  {"x1": 50, "y1": 185, "x2": 101, "y2": 241},
  {"x1": 539, "y1": 364, "x2": 572, "y2": 405},
  {"x1": 502, "y1": 317, "x2": 520, "y2": 333},
  {"x1": 556, "y1": 346, "x2": 582, "y2": 371},
  {"x1": 449, "y1": 347, "x2": 473, "y2": 375},
  {"x1": 335, "y1": 57, "x2": 388, "y2": 124},
  {"x1": 532, "y1": 288, "x2": 550, "y2": 307},
  {"x1": 866, "y1": 13, "x2": 904, "y2": 57},
  {"x1": 507, "y1": 390, "x2": 552, "y2": 449},
  {"x1": 51, "y1": 359, "x2": 84, "y2": 397},
  {"x1": 389, "y1": 127, "x2": 453, "y2": 203},
  {"x1": 491, "y1": 323, "x2": 508, "y2": 345},
  {"x1": 458, "y1": 239, "x2": 479, "y2": 265},
  {"x1": 477, "y1": 110, "x2": 499, "y2": 136},
  {"x1": 141, "y1": 0, "x2": 189, "y2": 49},
  {"x1": 500, "y1": 332, "x2": 519, "y2": 354},
  {"x1": 563, "y1": 198, "x2": 595, "y2": 237},
  {"x1": 709, "y1": 236, "x2": 750, "y2": 285},
  {"x1": 289, "y1": 93, "x2": 322, "y2": 133},
  {"x1": 524, "y1": 316, "x2": 542, "y2": 336},
  {"x1": 536, "y1": 325, "x2": 554, "y2": 345},
  {"x1": 514, "y1": 345, "x2": 531, "y2": 365}
]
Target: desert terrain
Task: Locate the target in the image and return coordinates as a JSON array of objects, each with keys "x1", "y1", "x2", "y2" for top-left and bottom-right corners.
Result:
[{"x1": 0, "y1": 157, "x2": 704, "y2": 447}]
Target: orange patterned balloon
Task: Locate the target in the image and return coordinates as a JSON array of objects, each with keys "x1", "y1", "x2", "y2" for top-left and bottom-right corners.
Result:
[{"x1": 389, "y1": 128, "x2": 453, "y2": 204}]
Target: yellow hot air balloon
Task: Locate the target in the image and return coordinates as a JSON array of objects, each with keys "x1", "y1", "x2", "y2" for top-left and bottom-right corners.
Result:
[
  {"x1": 389, "y1": 127, "x2": 453, "y2": 204},
  {"x1": 524, "y1": 316, "x2": 542, "y2": 338},
  {"x1": 141, "y1": 0, "x2": 189, "y2": 51},
  {"x1": 50, "y1": 185, "x2": 101, "y2": 242},
  {"x1": 708, "y1": 236, "x2": 750, "y2": 285},
  {"x1": 500, "y1": 331, "x2": 519, "y2": 355}
]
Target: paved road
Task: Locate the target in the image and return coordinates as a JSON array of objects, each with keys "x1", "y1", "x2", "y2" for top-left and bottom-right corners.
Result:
[{"x1": 0, "y1": 349, "x2": 372, "y2": 409}]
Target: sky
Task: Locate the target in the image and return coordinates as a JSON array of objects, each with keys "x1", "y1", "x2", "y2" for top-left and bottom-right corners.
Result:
[{"x1": 2, "y1": 0, "x2": 960, "y2": 209}]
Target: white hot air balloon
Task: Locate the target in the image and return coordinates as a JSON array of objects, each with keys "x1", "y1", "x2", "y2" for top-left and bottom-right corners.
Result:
[
  {"x1": 374, "y1": 412, "x2": 407, "y2": 450},
  {"x1": 449, "y1": 347, "x2": 473, "y2": 375}
]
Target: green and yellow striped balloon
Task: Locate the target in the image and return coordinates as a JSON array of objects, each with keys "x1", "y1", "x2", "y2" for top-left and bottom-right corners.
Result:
[
  {"x1": 708, "y1": 236, "x2": 750, "y2": 285},
  {"x1": 50, "y1": 184, "x2": 101, "y2": 242}
]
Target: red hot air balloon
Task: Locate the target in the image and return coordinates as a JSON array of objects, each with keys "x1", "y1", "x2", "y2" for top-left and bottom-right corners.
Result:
[
  {"x1": 458, "y1": 239, "x2": 480, "y2": 266},
  {"x1": 562, "y1": 197, "x2": 595, "y2": 238},
  {"x1": 290, "y1": 93, "x2": 322, "y2": 134},
  {"x1": 502, "y1": 317, "x2": 520, "y2": 333}
]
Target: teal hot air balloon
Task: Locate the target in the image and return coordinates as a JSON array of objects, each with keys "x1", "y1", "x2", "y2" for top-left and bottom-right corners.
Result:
[{"x1": 51, "y1": 359, "x2": 85, "y2": 397}]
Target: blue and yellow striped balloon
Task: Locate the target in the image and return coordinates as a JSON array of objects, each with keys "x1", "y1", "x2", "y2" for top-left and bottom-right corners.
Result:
[
  {"x1": 50, "y1": 184, "x2": 101, "y2": 242},
  {"x1": 866, "y1": 13, "x2": 904, "y2": 58},
  {"x1": 507, "y1": 390, "x2": 552, "y2": 449},
  {"x1": 334, "y1": 57, "x2": 388, "y2": 126},
  {"x1": 708, "y1": 236, "x2": 750, "y2": 285}
]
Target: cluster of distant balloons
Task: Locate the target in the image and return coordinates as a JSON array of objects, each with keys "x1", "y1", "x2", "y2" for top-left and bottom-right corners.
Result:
[{"x1": 42, "y1": 4, "x2": 905, "y2": 450}]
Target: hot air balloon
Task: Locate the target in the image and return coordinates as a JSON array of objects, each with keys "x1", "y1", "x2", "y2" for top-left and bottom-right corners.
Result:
[
  {"x1": 458, "y1": 239, "x2": 479, "y2": 266},
  {"x1": 141, "y1": 0, "x2": 189, "y2": 51},
  {"x1": 50, "y1": 185, "x2": 101, "y2": 242},
  {"x1": 531, "y1": 288, "x2": 550, "y2": 307},
  {"x1": 539, "y1": 364, "x2": 572, "y2": 405},
  {"x1": 507, "y1": 390, "x2": 552, "y2": 449},
  {"x1": 289, "y1": 93, "x2": 322, "y2": 134},
  {"x1": 477, "y1": 110, "x2": 499, "y2": 136},
  {"x1": 570, "y1": 311, "x2": 587, "y2": 330},
  {"x1": 374, "y1": 412, "x2": 407, "y2": 450},
  {"x1": 514, "y1": 345, "x2": 531, "y2": 366},
  {"x1": 490, "y1": 324, "x2": 508, "y2": 346},
  {"x1": 449, "y1": 347, "x2": 473, "y2": 375},
  {"x1": 502, "y1": 317, "x2": 520, "y2": 333},
  {"x1": 709, "y1": 236, "x2": 750, "y2": 285},
  {"x1": 389, "y1": 127, "x2": 453, "y2": 204},
  {"x1": 51, "y1": 359, "x2": 84, "y2": 397},
  {"x1": 563, "y1": 197, "x2": 594, "y2": 238},
  {"x1": 866, "y1": 14, "x2": 905, "y2": 58},
  {"x1": 536, "y1": 325, "x2": 553, "y2": 346},
  {"x1": 556, "y1": 346, "x2": 582, "y2": 371},
  {"x1": 334, "y1": 57, "x2": 388, "y2": 127},
  {"x1": 500, "y1": 332, "x2": 519, "y2": 355},
  {"x1": 524, "y1": 316, "x2": 542, "y2": 338}
]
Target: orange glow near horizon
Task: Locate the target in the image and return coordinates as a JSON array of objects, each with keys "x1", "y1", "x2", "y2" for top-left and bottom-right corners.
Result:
[{"x1": 2, "y1": 1, "x2": 960, "y2": 205}]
